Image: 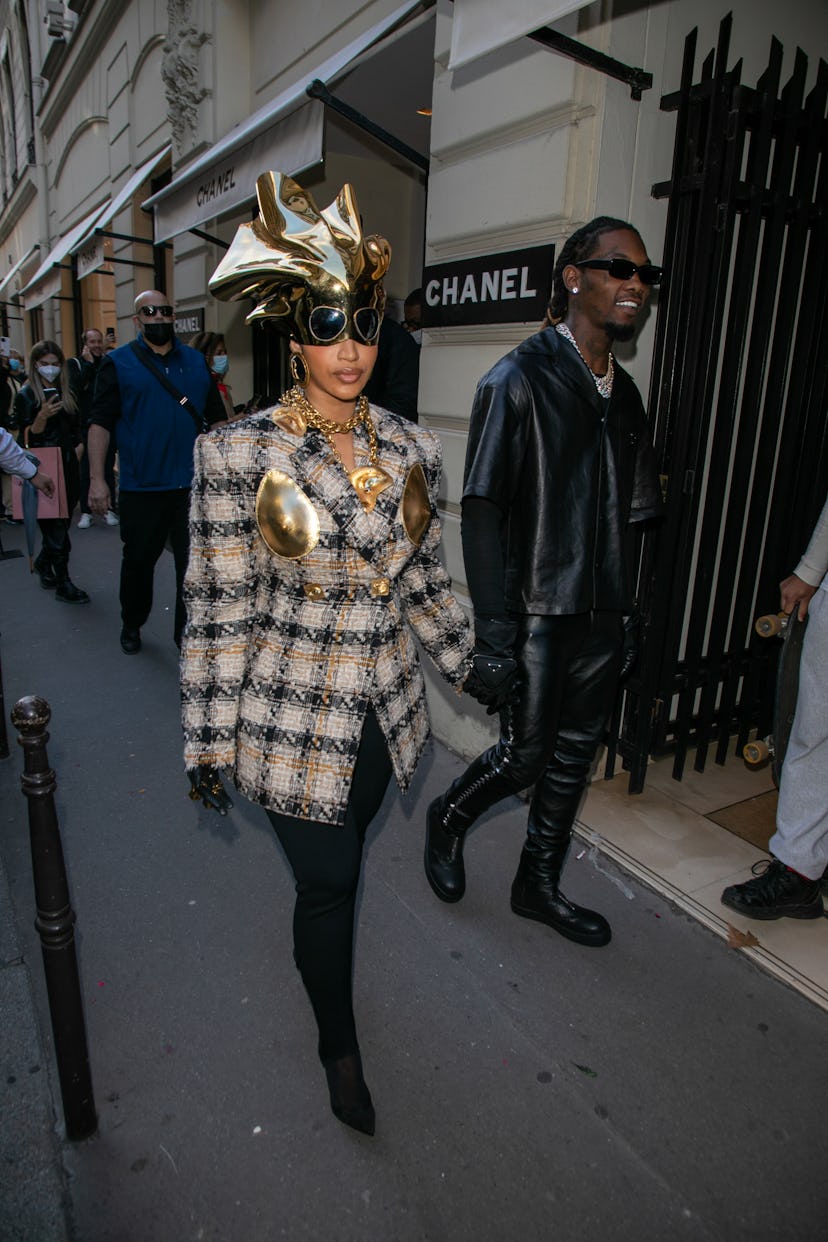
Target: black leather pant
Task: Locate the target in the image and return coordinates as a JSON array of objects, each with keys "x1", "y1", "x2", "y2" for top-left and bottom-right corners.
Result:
[{"x1": 444, "y1": 612, "x2": 623, "y2": 858}]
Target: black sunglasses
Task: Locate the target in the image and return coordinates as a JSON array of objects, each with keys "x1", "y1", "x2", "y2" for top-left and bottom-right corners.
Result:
[
  {"x1": 575, "y1": 258, "x2": 663, "y2": 286},
  {"x1": 139, "y1": 304, "x2": 174, "y2": 318},
  {"x1": 308, "y1": 306, "x2": 381, "y2": 345}
]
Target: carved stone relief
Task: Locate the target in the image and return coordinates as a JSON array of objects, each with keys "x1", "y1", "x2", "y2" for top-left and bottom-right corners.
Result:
[{"x1": 162, "y1": 0, "x2": 212, "y2": 155}]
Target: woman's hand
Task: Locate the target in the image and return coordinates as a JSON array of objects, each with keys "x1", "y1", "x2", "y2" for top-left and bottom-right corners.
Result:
[
  {"x1": 187, "y1": 765, "x2": 233, "y2": 814},
  {"x1": 42, "y1": 393, "x2": 62, "y2": 418}
]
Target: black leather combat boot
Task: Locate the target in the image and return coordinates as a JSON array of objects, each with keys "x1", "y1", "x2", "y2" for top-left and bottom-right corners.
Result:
[{"x1": 510, "y1": 845, "x2": 611, "y2": 947}]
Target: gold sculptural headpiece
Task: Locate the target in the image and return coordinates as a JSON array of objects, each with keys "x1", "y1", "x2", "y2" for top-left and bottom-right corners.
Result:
[{"x1": 208, "y1": 171, "x2": 391, "y2": 346}]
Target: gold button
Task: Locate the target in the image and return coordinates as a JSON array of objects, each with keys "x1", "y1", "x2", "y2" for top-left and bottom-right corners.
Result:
[
  {"x1": 304, "y1": 583, "x2": 325, "y2": 600},
  {"x1": 370, "y1": 577, "x2": 391, "y2": 597}
]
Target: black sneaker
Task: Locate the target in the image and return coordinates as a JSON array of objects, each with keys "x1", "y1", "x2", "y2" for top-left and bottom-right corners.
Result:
[{"x1": 721, "y1": 859, "x2": 825, "y2": 921}]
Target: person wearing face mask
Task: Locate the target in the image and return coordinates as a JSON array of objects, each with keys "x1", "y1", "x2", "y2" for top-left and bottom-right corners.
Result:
[
  {"x1": 1, "y1": 349, "x2": 25, "y2": 522},
  {"x1": 12, "y1": 340, "x2": 90, "y2": 602},
  {"x1": 190, "y1": 331, "x2": 237, "y2": 423},
  {"x1": 86, "y1": 291, "x2": 226, "y2": 654}
]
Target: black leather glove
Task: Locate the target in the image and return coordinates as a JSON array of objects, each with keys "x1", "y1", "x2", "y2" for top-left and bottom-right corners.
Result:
[
  {"x1": 187, "y1": 765, "x2": 233, "y2": 814},
  {"x1": 464, "y1": 615, "x2": 520, "y2": 714},
  {"x1": 620, "y1": 610, "x2": 641, "y2": 680}
]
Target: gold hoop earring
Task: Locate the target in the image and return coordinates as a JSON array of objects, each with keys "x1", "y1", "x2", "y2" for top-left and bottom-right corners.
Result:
[{"x1": 290, "y1": 352, "x2": 310, "y2": 387}]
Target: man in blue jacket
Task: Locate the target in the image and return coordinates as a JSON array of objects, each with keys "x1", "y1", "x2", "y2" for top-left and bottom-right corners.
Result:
[{"x1": 88, "y1": 291, "x2": 224, "y2": 653}]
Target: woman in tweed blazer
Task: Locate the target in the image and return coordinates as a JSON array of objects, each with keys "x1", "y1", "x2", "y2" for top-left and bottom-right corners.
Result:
[{"x1": 181, "y1": 173, "x2": 471, "y2": 1136}]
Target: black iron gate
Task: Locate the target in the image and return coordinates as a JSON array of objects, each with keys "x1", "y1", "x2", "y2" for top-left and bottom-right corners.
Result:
[{"x1": 607, "y1": 14, "x2": 828, "y2": 792}]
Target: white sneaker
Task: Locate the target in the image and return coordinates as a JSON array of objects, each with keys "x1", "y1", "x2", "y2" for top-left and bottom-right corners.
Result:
[
  {"x1": 77, "y1": 513, "x2": 93, "y2": 529},
  {"x1": 104, "y1": 510, "x2": 120, "y2": 526}
]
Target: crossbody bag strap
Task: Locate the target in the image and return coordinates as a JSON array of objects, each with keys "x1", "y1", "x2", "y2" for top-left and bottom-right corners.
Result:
[{"x1": 128, "y1": 339, "x2": 207, "y2": 433}]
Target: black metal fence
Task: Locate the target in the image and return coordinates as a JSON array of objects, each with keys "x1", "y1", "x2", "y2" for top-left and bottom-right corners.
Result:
[{"x1": 608, "y1": 14, "x2": 828, "y2": 791}]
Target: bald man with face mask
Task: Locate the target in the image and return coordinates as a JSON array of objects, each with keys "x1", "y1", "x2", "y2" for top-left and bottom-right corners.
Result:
[{"x1": 87, "y1": 291, "x2": 226, "y2": 654}]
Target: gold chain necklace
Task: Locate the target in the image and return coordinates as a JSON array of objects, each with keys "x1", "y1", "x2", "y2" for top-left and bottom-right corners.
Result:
[{"x1": 282, "y1": 386, "x2": 393, "y2": 512}]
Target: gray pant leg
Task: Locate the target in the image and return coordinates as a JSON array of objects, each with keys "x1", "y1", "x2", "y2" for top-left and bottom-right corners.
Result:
[{"x1": 769, "y1": 585, "x2": 828, "y2": 880}]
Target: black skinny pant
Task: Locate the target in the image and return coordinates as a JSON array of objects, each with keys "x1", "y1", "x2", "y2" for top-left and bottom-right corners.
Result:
[
  {"x1": 444, "y1": 611, "x2": 623, "y2": 854},
  {"x1": 266, "y1": 710, "x2": 392, "y2": 1064},
  {"x1": 34, "y1": 452, "x2": 80, "y2": 584},
  {"x1": 118, "y1": 489, "x2": 190, "y2": 642}
]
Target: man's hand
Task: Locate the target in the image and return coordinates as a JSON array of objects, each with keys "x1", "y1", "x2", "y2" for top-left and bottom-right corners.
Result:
[
  {"x1": 87, "y1": 477, "x2": 111, "y2": 515},
  {"x1": 780, "y1": 573, "x2": 817, "y2": 621},
  {"x1": 188, "y1": 766, "x2": 233, "y2": 814},
  {"x1": 464, "y1": 615, "x2": 520, "y2": 714},
  {"x1": 464, "y1": 653, "x2": 519, "y2": 714},
  {"x1": 30, "y1": 471, "x2": 55, "y2": 498}
]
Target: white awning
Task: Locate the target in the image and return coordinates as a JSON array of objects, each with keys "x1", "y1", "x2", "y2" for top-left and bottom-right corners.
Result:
[
  {"x1": 20, "y1": 203, "x2": 110, "y2": 309},
  {"x1": 0, "y1": 243, "x2": 41, "y2": 301},
  {"x1": 143, "y1": 0, "x2": 420, "y2": 244},
  {"x1": 449, "y1": 0, "x2": 592, "y2": 70},
  {"x1": 72, "y1": 145, "x2": 171, "y2": 280}
]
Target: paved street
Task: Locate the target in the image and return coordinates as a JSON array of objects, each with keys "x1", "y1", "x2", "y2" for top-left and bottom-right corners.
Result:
[{"x1": 1, "y1": 517, "x2": 827, "y2": 1242}]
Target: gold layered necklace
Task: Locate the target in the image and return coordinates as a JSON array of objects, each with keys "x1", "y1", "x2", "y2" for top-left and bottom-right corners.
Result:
[{"x1": 282, "y1": 386, "x2": 393, "y2": 512}]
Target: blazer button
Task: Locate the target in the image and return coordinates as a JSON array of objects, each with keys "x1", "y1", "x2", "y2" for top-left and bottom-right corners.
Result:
[
  {"x1": 370, "y1": 577, "x2": 391, "y2": 597},
  {"x1": 303, "y1": 583, "x2": 325, "y2": 600}
]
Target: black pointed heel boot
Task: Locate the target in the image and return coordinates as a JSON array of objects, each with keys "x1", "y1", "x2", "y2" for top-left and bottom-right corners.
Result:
[
  {"x1": 510, "y1": 849, "x2": 611, "y2": 947},
  {"x1": 424, "y1": 796, "x2": 468, "y2": 903},
  {"x1": 324, "y1": 1052, "x2": 375, "y2": 1136}
]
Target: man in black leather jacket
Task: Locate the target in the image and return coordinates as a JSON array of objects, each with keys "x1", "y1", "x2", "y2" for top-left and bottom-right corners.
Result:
[{"x1": 425, "y1": 217, "x2": 663, "y2": 947}]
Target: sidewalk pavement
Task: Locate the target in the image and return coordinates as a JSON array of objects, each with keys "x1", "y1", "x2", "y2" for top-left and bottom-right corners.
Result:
[{"x1": 1, "y1": 516, "x2": 827, "y2": 1242}]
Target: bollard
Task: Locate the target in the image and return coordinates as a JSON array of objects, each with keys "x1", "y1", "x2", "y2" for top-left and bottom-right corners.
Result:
[{"x1": 11, "y1": 695, "x2": 97, "y2": 1141}]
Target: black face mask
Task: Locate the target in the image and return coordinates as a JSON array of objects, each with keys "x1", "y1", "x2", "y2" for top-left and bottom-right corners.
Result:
[{"x1": 142, "y1": 322, "x2": 174, "y2": 347}]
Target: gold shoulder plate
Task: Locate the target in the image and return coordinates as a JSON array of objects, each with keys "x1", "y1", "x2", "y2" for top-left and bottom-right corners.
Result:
[
  {"x1": 402, "y1": 463, "x2": 431, "y2": 546},
  {"x1": 272, "y1": 406, "x2": 307, "y2": 436},
  {"x1": 256, "y1": 469, "x2": 320, "y2": 559}
]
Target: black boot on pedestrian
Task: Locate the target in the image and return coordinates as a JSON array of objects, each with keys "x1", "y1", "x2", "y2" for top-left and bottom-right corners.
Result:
[
  {"x1": 721, "y1": 859, "x2": 825, "y2": 921},
  {"x1": 424, "y1": 795, "x2": 469, "y2": 903},
  {"x1": 55, "y1": 579, "x2": 90, "y2": 604},
  {"x1": 324, "y1": 1052, "x2": 375, "y2": 1136},
  {"x1": 34, "y1": 554, "x2": 57, "y2": 590},
  {"x1": 120, "y1": 626, "x2": 142, "y2": 654},
  {"x1": 510, "y1": 848, "x2": 611, "y2": 947}
]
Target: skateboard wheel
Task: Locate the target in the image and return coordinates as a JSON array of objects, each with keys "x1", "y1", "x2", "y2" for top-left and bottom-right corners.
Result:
[
  {"x1": 743, "y1": 739, "x2": 771, "y2": 766},
  {"x1": 755, "y1": 613, "x2": 785, "y2": 638}
]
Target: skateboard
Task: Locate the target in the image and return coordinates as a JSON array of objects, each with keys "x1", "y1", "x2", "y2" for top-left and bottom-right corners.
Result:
[{"x1": 743, "y1": 607, "x2": 808, "y2": 786}]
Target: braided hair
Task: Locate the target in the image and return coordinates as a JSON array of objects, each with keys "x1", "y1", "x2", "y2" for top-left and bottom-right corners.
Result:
[{"x1": 543, "y1": 216, "x2": 641, "y2": 326}]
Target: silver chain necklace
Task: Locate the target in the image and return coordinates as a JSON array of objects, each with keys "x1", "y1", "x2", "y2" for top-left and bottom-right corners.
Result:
[{"x1": 555, "y1": 322, "x2": 614, "y2": 398}]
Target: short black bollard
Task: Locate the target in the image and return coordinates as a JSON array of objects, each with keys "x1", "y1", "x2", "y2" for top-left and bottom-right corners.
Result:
[{"x1": 11, "y1": 695, "x2": 97, "y2": 1141}]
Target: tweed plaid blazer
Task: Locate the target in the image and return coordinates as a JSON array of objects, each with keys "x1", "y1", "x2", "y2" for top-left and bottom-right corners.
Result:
[{"x1": 181, "y1": 401, "x2": 472, "y2": 825}]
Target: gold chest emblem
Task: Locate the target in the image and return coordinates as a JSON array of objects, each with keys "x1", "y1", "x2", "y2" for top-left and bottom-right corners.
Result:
[
  {"x1": 255, "y1": 469, "x2": 320, "y2": 559},
  {"x1": 402, "y1": 463, "x2": 431, "y2": 546}
]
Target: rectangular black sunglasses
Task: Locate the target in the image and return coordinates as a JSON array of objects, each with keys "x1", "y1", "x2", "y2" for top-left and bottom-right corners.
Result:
[
  {"x1": 575, "y1": 258, "x2": 663, "y2": 286},
  {"x1": 139, "y1": 304, "x2": 175, "y2": 317}
]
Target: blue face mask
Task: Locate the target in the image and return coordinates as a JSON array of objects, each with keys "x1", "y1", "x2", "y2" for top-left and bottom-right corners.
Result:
[
  {"x1": 8, "y1": 357, "x2": 22, "y2": 373},
  {"x1": 211, "y1": 354, "x2": 229, "y2": 376}
]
